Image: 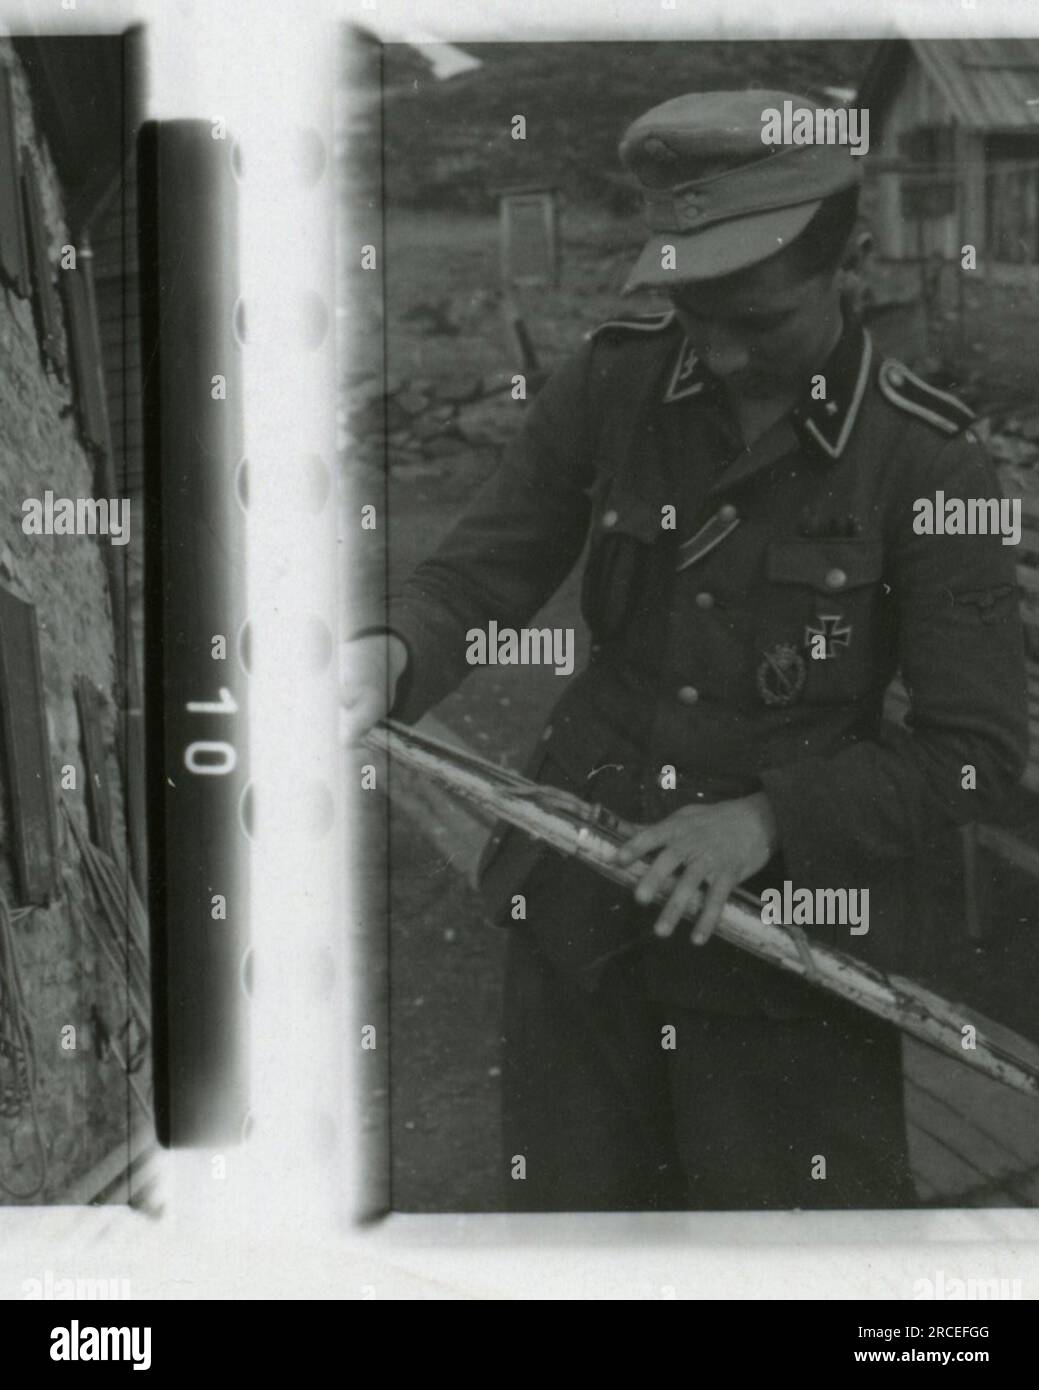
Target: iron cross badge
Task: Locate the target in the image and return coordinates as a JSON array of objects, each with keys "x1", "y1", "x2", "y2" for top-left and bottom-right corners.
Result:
[{"x1": 805, "y1": 613, "x2": 852, "y2": 660}]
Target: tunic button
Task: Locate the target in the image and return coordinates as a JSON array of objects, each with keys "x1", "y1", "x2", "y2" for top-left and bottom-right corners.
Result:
[
  {"x1": 824, "y1": 567, "x2": 847, "y2": 590},
  {"x1": 602, "y1": 509, "x2": 619, "y2": 529},
  {"x1": 718, "y1": 503, "x2": 738, "y2": 523},
  {"x1": 695, "y1": 591, "x2": 715, "y2": 609},
  {"x1": 677, "y1": 685, "x2": 699, "y2": 706}
]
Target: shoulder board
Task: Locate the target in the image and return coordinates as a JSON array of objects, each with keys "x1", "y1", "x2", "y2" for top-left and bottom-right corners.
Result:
[
  {"x1": 877, "y1": 358, "x2": 975, "y2": 436},
  {"x1": 584, "y1": 309, "x2": 677, "y2": 342}
]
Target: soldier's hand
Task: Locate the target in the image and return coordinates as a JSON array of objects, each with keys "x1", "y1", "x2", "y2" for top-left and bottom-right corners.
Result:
[
  {"x1": 339, "y1": 632, "x2": 408, "y2": 746},
  {"x1": 613, "y1": 793, "x2": 778, "y2": 945}
]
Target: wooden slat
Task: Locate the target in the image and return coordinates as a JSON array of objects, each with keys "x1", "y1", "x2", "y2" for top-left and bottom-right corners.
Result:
[
  {"x1": 908, "y1": 1090, "x2": 1024, "y2": 1194},
  {"x1": 95, "y1": 286, "x2": 142, "y2": 319},
  {"x1": 62, "y1": 263, "x2": 113, "y2": 455},
  {"x1": 0, "y1": 588, "x2": 57, "y2": 904},
  {"x1": 74, "y1": 676, "x2": 114, "y2": 856},
  {"x1": 96, "y1": 307, "x2": 143, "y2": 339},
  {"x1": 905, "y1": 1037, "x2": 1039, "y2": 1200},
  {"x1": 90, "y1": 184, "x2": 144, "y2": 503},
  {"x1": 120, "y1": 702, "x2": 148, "y2": 893}
]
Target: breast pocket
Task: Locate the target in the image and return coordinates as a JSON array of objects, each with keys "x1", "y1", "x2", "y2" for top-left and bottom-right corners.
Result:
[
  {"x1": 759, "y1": 538, "x2": 895, "y2": 704},
  {"x1": 579, "y1": 483, "x2": 667, "y2": 645}
]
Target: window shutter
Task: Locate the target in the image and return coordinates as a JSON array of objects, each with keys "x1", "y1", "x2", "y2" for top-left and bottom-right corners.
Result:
[
  {"x1": 0, "y1": 588, "x2": 58, "y2": 905},
  {"x1": 0, "y1": 66, "x2": 28, "y2": 295},
  {"x1": 22, "y1": 146, "x2": 66, "y2": 378}
]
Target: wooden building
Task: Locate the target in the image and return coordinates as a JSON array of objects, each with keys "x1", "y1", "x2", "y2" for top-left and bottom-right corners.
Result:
[
  {"x1": 0, "y1": 35, "x2": 150, "y2": 1205},
  {"x1": 859, "y1": 38, "x2": 1039, "y2": 281}
]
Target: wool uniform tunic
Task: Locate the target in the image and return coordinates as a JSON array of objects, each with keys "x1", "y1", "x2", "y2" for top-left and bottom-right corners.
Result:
[{"x1": 384, "y1": 310, "x2": 1028, "y2": 1208}]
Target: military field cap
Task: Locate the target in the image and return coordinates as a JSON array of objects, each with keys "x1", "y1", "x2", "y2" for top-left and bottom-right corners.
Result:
[{"x1": 619, "y1": 90, "x2": 863, "y2": 292}]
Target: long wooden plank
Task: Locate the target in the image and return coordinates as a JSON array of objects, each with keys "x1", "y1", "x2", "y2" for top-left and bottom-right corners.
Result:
[
  {"x1": 368, "y1": 718, "x2": 1039, "y2": 1099},
  {"x1": 379, "y1": 717, "x2": 1039, "y2": 1200},
  {"x1": 0, "y1": 588, "x2": 57, "y2": 904}
]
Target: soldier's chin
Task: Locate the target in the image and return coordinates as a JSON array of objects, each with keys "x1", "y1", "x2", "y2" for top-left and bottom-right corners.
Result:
[{"x1": 720, "y1": 373, "x2": 778, "y2": 398}]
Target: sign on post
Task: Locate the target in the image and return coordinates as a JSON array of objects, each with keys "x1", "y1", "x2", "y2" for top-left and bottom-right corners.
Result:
[{"x1": 497, "y1": 184, "x2": 560, "y2": 287}]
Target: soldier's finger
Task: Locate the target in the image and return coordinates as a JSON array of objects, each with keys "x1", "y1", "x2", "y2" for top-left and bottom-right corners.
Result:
[
  {"x1": 653, "y1": 861, "x2": 708, "y2": 938},
  {"x1": 614, "y1": 821, "x2": 675, "y2": 867},
  {"x1": 338, "y1": 691, "x2": 379, "y2": 746},
  {"x1": 691, "y1": 875, "x2": 735, "y2": 946},
  {"x1": 633, "y1": 845, "x2": 684, "y2": 908}
]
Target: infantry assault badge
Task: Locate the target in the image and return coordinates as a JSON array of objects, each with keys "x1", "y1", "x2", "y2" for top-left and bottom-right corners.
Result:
[{"x1": 757, "y1": 643, "x2": 807, "y2": 707}]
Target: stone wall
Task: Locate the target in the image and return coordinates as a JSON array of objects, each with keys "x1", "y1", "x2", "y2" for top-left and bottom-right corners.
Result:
[{"x1": 0, "y1": 40, "x2": 134, "y2": 1203}]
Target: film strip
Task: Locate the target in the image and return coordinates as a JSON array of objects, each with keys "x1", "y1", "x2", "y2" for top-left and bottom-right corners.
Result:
[{"x1": 139, "y1": 120, "x2": 249, "y2": 1148}]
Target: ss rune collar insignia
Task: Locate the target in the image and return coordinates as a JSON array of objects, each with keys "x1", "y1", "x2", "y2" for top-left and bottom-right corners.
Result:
[{"x1": 756, "y1": 643, "x2": 807, "y2": 707}]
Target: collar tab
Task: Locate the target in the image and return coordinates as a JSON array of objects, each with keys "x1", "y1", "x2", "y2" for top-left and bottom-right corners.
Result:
[
  {"x1": 663, "y1": 336, "x2": 707, "y2": 403},
  {"x1": 791, "y1": 325, "x2": 873, "y2": 463}
]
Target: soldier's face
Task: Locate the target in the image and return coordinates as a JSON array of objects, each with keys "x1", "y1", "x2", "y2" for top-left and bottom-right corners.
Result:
[{"x1": 668, "y1": 255, "x2": 844, "y2": 400}]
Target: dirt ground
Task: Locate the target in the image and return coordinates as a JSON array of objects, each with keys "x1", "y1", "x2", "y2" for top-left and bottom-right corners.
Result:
[{"x1": 351, "y1": 208, "x2": 1039, "y2": 1213}]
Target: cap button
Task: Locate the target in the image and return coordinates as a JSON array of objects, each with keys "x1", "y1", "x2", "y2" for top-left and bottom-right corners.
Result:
[
  {"x1": 718, "y1": 503, "x2": 738, "y2": 523},
  {"x1": 887, "y1": 365, "x2": 905, "y2": 387},
  {"x1": 602, "y1": 509, "x2": 619, "y2": 529},
  {"x1": 824, "y1": 567, "x2": 847, "y2": 591}
]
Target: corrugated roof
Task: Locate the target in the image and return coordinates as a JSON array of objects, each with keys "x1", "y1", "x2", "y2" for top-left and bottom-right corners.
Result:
[{"x1": 867, "y1": 38, "x2": 1039, "y2": 131}]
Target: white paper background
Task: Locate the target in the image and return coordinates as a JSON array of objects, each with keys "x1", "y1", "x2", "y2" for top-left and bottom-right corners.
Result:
[{"x1": 0, "y1": 0, "x2": 1036, "y2": 1300}]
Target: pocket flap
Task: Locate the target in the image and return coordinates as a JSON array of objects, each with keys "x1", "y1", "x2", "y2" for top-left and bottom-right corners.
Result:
[
  {"x1": 588, "y1": 458, "x2": 669, "y2": 545},
  {"x1": 766, "y1": 539, "x2": 884, "y2": 591},
  {"x1": 591, "y1": 495, "x2": 665, "y2": 544}
]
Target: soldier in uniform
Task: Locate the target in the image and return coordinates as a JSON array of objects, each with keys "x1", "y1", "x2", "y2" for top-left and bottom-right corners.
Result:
[{"x1": 342, "y1": 91, "x2": 1028, "y2": 1211}]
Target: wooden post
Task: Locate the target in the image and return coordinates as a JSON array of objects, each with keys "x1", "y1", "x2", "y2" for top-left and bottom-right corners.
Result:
[{"x1": 956, "y1": 128, "x2": 985, "y2": 357}]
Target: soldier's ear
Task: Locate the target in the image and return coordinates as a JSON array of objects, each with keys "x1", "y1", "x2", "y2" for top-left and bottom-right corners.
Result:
[{"x1": 841, "y1": 227, "x2": 874, "y2": 275}]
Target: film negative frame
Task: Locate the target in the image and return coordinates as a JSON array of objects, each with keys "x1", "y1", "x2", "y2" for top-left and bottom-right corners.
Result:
[
  {"x1": 335, "y1": 8, "x2": 1039, "y2": 1301},
  {"x1": 1, "y1": 0, "x2": 1039, "y2": 1308},
  {"x1": 139, "y1": 119, "x2": 250, "y2": 1148}
]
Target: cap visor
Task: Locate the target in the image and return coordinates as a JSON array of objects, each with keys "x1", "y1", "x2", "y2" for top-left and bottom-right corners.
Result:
[{"x1": 622, "y1": 201, "x2": 821, "y2": 294}]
